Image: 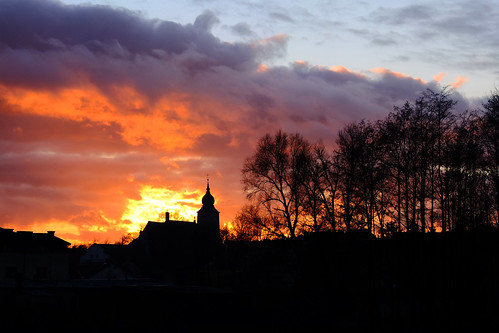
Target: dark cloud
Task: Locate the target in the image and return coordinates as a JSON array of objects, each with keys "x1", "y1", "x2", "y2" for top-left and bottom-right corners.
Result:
[
  {"x1": 371, "y1": 37, "x2": 398, "y2": 46},
  {"x1": 230, "y1": 22, "x2": 255, "y2": 37},
  {"x1": 269, "y1": 12, "x2": 295, "y2": 23},
  {"x1": 365, "y1": 0, "x2": 499, "y2": 48},
  {"x1": 369, "y1": 5, "x2": 433, "y2": 25},
  {"x1": 193, "y1": 10, "x2": 220, "y2": 31},
  {"x1": 348, "y1": 28, "x2": 370, "y2": 37},
  {"x1": 363, "y1": 1, "x2": 499, "y2": 70},
  {"x1": 0, "y1": 0, "x2": 261, "y2": 82}
]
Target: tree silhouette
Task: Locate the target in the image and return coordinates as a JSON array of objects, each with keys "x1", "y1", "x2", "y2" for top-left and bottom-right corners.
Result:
[
  {"x1": 228, "y1": 204, "x2": 266, "y2": 241},
  {"x1": 242, "y1": 131, "x2": 312, "y2": 238},
  {"x1": 481, "y1": 92, "x2": 499, "y2": 223},
  {"x1": 238, "y1": 89, "x2": 499, "y2": 240}
]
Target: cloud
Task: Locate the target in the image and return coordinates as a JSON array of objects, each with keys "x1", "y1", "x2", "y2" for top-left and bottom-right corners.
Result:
[
  {"x1": 429, "y1": 73, "x2": 469, "y2": 90},
  {"x1": 363, "y1": 1, "x2": 499, "y2": 71},
  {"x1": 369, "y1": 5, "x2": 433, "y2": 25},
  {"x1": 450, "y1": 75, "x2": 469, "y2": 89},
  {"x1": 270, "y1": 12, "x2": 295, "y2": 23},
  {"x1": 371, "y1": 37, "x2": 398, "y2": 46},
  {"x1": 252, "y1": 34, "x2": 290, "y2": 61},
  {"x1": 433, "y1": 72, "x2": 447, "y2": 83},
  {"x1": 230, "y1": 22, "x2": 255, "y2": 37},
  {"x1": 0, "y1": 0, "x2": 453, "y2": 243},
  {"x1": 193, "y1": 10, "x2": 220, "y2": 31}
]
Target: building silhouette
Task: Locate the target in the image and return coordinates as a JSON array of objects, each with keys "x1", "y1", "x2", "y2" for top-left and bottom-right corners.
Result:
[
  {"x1": 0, "y1": 182, "x2": 222, "y2": 286},
  {"x1": 79, "y1": 243, "x2": 140, "y2": 280},
  {"x1": 0, "y1": 227, "x2": 70, "y2": 284},
  {"x1": 128, "y1": 180, "x2": 221, "y2": 281}
]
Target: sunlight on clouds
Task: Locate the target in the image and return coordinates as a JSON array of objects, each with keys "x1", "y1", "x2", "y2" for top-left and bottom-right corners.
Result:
[
  {"x1": 1, "y1": 85, "x2": 110, "y2": 121},
  {"x1": 370, "y1": 67, "x2": 426, "y2": 84},
  {"x1": 0, "y1": 84, "x2": 217, "y2": 152},
  {"x1": 121, "y1": 185, "x2": 203, "y2": 233},
  {"x1": 251, "y1": 34, "x2": 289, "y2": 60},
  {"x1": 30, "y1": 219, "x2": 80, "y2": 236},
  {"x1": 257, "y1": 64, "x2": 268, "y2": 72},
  {"x1": 451, "y1": 75, "x2": 469, "y2": 89},
  {"x1": 431, "y1": 73, "x2": 468, "y2": 90},
  {"x1": 160, "y1": 156, "x2": 181, "y2": 170},
  {"x1": 330, "y1": 65, "x2": 366, "y2": 78},
  {"x1": 330, "y1": 65, "x2": 352, "y2": 73},
  {"x1": 433, "y1": 72, "x2": 447, "y2": 83},
  {"x1": 28, "y1": 219, "x2": 81, "y2": 245}
]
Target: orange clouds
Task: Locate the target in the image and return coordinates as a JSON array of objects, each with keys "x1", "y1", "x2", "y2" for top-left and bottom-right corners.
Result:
[
  {"x1": 0, "y1": 82, "x2": 235, "y2": 243},
  {"x1": 0, "y1": 79, "x2": 245, "y2": 244},
  {"x1": 432, "y1": 72, "x2": 469, "y2": 89},
  {"x1": 1, "y1": 84, "x2": 223, "y2": 152},
  {"x1": 121, "y1": 185, "x2": 203, "y2": 233},
  {"x1": 330, "y1": 65, "x2": 354, "y2": 74},
  {"x1": 450, "y1": 75, "x2": 469, "y2": 89},
  {"x1": 433, "y1": 72, "x2": 446, "y2": 83},
  {"x1": 370, "y1": 67, "x2": 426, "y2": 84},
  {"x1": 251, "y1": 34, "x2": 290, "y2": 60}
]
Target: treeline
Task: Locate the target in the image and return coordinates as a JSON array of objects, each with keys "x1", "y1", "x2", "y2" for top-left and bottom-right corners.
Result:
[{"x1": 227, "y1": 89, "x2": 499, "y2": 240}]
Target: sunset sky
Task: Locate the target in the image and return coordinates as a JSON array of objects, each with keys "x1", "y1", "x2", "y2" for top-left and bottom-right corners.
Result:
[{"x1": 1, "y1": 0, "x2": 498, "y2": 244}]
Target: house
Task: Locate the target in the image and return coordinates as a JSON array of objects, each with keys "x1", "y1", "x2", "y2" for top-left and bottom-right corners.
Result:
[
  {"x1": 79, "y1": 243, "x2": 140, "y2": 280},
  {"x1": 0, "y1": 227, "x2": 70, "y2": 283}
]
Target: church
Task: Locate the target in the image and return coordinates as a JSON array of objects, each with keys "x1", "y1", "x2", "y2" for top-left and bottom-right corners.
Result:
[{"x1": 128, "y1": 181, "x2": 221, "y2": 280}]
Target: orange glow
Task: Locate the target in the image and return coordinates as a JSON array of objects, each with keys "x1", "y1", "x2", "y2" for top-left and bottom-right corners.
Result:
[
  {"x1": 370, "y1": 67, "x2": 426, "y2": 84},
  {"x1": 20, "y1": 211, "x2": 124, "y2": 245},
  {"x1": 0, "y1": 82, "x2": 237, "y2": 244},
  {"x1": 451, "y1": 75, "x2": 469, "y2": 89},
  {"x1": 330, "y1": 65, "x2": 365, "y2": 78},
  {"x1": 294, "y1": 60, "x2": 308, "y2": 66},
  {"x1": 0, "y1": 84, "x2": 227, "y2": 151},
  {"x1": 30, "y1": 219, "x2": 80, "y2": 237},
  {"x1": 254, "y1": 34, "x2": 289, "y2": 48},
  {"x1": 121, "y1": 185, "x2": 203, "y2": 233},
  {"x1": 330, "y1": 65, "x2": 352, "y2": 74},
  {"x1": 433, "y1": 72, "x2": 447, "y2": 83},
  {"x1": 257, "y1": 64, "x2": 268, "y2": 72}
]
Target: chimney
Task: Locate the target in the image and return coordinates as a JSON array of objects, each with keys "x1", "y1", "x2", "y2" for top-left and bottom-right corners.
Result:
[
  {"x1": 47, "y1": 231, "x2": 55, "y2": 236},
  {"x1": 165, "y1": 212, "x2": 170, "y2": 222}
]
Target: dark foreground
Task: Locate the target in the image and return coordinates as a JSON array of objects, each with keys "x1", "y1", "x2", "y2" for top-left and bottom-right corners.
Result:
[
  {"x1": 0, "y1": 281, "x2": 496, "y2": 333},
  {"x1": 2, "y1": 230, "x2": 499, "y2": 332}
]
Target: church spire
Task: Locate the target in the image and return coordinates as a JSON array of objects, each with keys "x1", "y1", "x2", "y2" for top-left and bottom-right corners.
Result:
[
  {"x1": 197, "y1": 177, "x2": 220, "y2": 245},
  {"x1": 202, "y1": 175, "x2": 215, "y2": 206}
]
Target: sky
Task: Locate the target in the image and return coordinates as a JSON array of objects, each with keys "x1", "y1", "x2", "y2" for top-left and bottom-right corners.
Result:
[{"x1": 0, "y1": 0, "x2": 498, "y2": 244}]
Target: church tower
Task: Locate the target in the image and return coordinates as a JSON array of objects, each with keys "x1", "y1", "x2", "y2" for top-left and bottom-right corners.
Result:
[{"x1": 197, "y1": 179, "x2": 220, "y2": 245}]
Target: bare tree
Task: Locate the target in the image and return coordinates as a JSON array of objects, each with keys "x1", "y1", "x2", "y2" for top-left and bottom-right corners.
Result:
[
  {"x1": 314, "y1": 144, "x2": 341, "y2": 232},
  {"x1": 380, "y1": 103, "x2": 414, "y2": 233},
  {"x1": 299, "y1": 142, "x2": 331, "y2": 233},
  {"x1": 336, "y1": 120, "x2": 385, "y2": 233},
  {"x1": 242, "y1": 131, "x2": 312, "y2": 238},
  {"x1": 229, "y1": 204, "x2": 266, "y2": 241},
  {"x1": 481, "y1": 92, "x2": 499, "y2": 224}
]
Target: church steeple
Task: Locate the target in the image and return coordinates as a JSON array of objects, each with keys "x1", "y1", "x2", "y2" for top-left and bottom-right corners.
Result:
[
  {"x1": 202, "y1": 176, "x2": 215, "y2": 206},
  {"x1": 197, "y1": 177, "x2": 220, "y2": 245}
]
